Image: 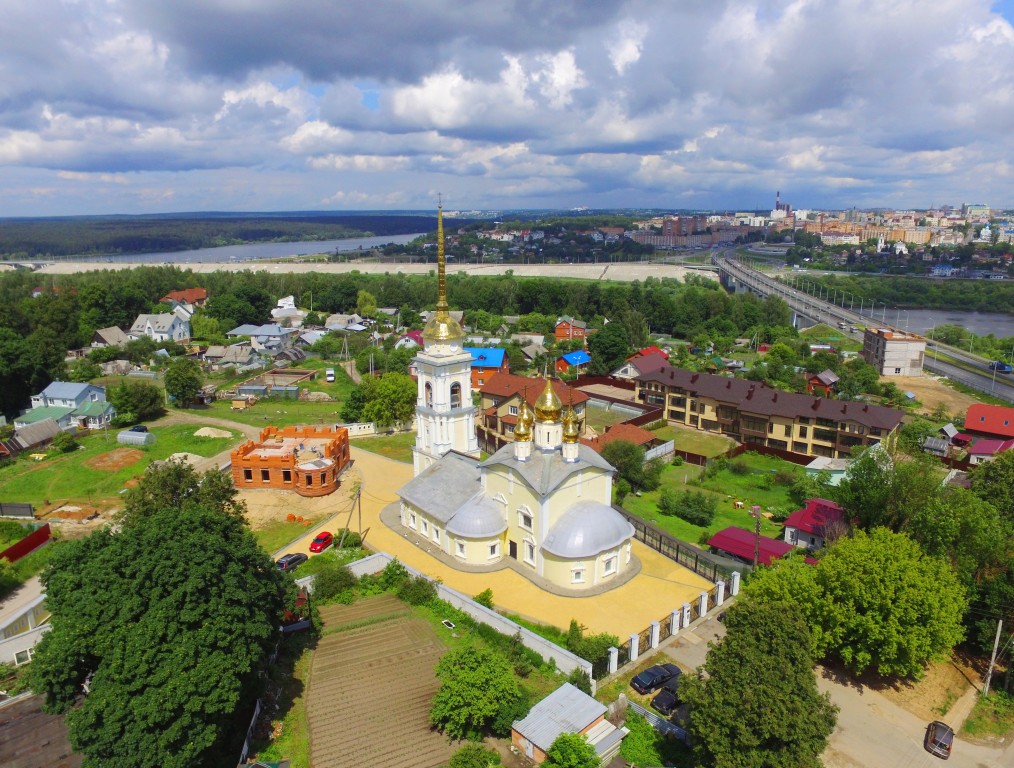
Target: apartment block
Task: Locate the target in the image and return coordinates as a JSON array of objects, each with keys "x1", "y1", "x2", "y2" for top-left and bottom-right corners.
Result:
[
  {"x1": 634, "y1": 365, "x2": 903, "y2": 459},
  {"x1": 861, "y1": 328, "x2": 926, "y2": 376}
]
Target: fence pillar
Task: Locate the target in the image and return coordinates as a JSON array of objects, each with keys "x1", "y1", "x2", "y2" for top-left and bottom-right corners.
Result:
[
  {"x1": 670, "y1": 608, "x2": 681, "y2": 636},
  {"x1": 699, "y1": 590, "x2": 709, "y2": 617},
  {"x1": 715, "y1": 580, "x2": 726, "y2": 606},
  {"x1": 650, "y1": 621, "x2": 660, "y2": 649},
  {"x1": 629, "y1": 633, "x2": 640, "y2": 662},
  {"x1": 682, "y1": 602, "x2": 691, "y2": 628},
  {"x1": 608, "y1": 646, "x2": 619, "y2": 675},
  {"x1": 730, "y1": 571, "x2": 741, "y2": 596}
]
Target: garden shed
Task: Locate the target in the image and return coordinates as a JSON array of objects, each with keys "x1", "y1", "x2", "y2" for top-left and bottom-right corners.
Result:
[
  {"x1": 238, "y1": 384, "x2": 268, "y2": 398},
  {"x1": 270, "y1": 386, "x2": 300, "y2": 399},
  {"x1": 117, "y1": 429, "x2": 156, "y2": 446}
]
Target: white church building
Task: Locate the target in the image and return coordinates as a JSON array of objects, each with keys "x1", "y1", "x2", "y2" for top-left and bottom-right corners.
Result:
[{"x1": 395, "y1": 204, "x2": 635, "y2": 593}]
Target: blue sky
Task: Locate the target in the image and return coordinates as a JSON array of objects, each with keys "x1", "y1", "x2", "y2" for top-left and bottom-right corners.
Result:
[{"x1": 2, "y1": 0, "x2": 1014, "y2": 216}]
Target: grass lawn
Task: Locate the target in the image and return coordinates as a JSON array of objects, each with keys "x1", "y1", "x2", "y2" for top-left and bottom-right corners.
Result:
[
  {"x1": 584, "y1": 404, "x2": 631, "y2": 432},
  {"x1": 620, "y1": 451, "x2": 797, "y2": 545},
  {"x1": 650, "y1": 425, "x2": 734, "y2": 457},
  {"x1": 202, "y1": 398, "x2": 345, "y2": 429},
  {"x1": 0, "y1": 424, "x2": 239, "y2": 504},
  {"x1": 252, "y1": 516, "x2": 327, "y2": 554},
  {"x1": 962, "y1": 692, "x2": 1014, "y2": 741},
  {"x1": 351, "y1": 431, "x2": 416, "y2": 463}
]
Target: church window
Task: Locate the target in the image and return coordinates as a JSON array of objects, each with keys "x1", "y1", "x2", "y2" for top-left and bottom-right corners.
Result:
[
  {"x1": 603, "y1": 555, "x2": 617, "y2": 575},
  {"x1": 450, "y1": 383, "x2": 462, "y2": 408},
  {"x1": 489, "y1": 542, "x2": 499, "y2": 559},
  {"x1": 519, "y1": 511, "x2": 533, "y2": 531},
  {"x1": 524, "y1": 541, "x2": 536, "y2": 565},
  {"x1": 572, "y1": 568, "x2": 585, "y2": 584},
  {"x1": 421, "y1": 519, "x2": 429, "y2": 535},
  {"x1": 425, "y1": 382, "x2": 433, "y2": 407},
  {"x1": 433, "y1": 528, "x2": 441, "y2": 544},
  {"x1": 409, "y1": 513, "x2": 417, "y2": 529},
  {"x1": 456, "y1": 541, "x2": 466, "y2": 558}
]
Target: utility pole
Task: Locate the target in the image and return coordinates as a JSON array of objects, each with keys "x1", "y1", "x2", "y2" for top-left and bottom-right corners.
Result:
[
  {"x1": 752, "y1": 505, "x2": 762, "y2": 570},
  {"x1": 984, "y1": 620, "x2": 1003, "y2": 697}
]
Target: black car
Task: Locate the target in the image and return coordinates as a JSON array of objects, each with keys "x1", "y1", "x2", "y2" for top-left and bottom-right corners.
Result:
[
  {"x1": 630, "y1": 663, "x2": 681, "y2": 695},
  {"x1": 925, "y1": 721, "x2": 954, "y2": 759},
  {"x1": 650, "y1": 675, "x2": 683, "y2": 717},
  {"x1": 276, "y1": 553, "x2": 308, "y2": 572},
  {"x1": 129, "y1": 425, "x2": 149, "y2": 433}
]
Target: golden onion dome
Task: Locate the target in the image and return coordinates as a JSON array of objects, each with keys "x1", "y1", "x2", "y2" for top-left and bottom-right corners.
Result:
[
  {"x1": 514, "y1": 406, "x2": 533, "y2": 442},
  {"x1": 562, "y1": 403, "x2": 580, "y2": 443},
  {"x1": 534, "y1": 378, "x2": 562, "y2": 423},
  {"x1": 422, "y1": 310, "x2": 464, "y2": 343}
]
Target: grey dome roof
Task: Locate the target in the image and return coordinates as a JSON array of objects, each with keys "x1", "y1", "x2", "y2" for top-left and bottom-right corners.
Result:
[
  {"x1": 447, "y1": 497, "x2": 507, "y2": 538},
  {"x1": 542, "y1": 501, "x2": 635, "y2": 559}
]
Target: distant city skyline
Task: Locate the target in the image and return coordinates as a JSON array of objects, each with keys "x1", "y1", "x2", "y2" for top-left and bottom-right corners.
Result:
[{"x1": 2, "y1": 1, "x2": 1014, "y2": 217}]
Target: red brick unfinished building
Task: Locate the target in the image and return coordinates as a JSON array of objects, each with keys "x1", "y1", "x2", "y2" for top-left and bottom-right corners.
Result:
[{"x1": 231, "y1": 425, "x2": 351, "y2": 497}]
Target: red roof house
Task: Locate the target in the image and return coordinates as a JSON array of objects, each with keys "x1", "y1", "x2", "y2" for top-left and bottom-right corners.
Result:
[
  {"x1": 707, "y1": 526, "x2": 795, "y2": 567},
  {"x1": 627, "y1": 346, "x2": 669, "y2": 361},
  {"x1": 782, "y1": 498, "x2": 843, "y2": 550},
  {"x1": 581, "y1": 422, "x2": 658, "y2": 454},
  {"x1": 964, "y1": 404, "x2": 1014, "y2": 440},
  {"x1": 967, "y1": 438, "x2": 1014, "y2": 465},
  {"x1": 162, "y1": 287, "x2": 208, "y2": 307}
]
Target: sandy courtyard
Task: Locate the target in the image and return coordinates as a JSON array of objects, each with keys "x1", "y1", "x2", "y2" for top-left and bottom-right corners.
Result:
[{"x1": 893, "y1": 374, "x2": 982, "y2": 417}]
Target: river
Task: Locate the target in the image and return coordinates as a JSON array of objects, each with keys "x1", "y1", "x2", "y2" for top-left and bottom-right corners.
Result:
[
  {"x1": 69, "y1": 233, "x2": 425, "y2": 264},
  {"x1": 855, "y1": 308, "x2": 1014, "y2": 338}
]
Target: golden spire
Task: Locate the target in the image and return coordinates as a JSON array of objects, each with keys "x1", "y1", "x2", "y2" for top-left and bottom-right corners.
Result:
[
  {"x1": 562, "y1": 397, "x2": 580, "y2": 444},
  {"x1": 422, "y1": 196, "x2": 464, "y2": 343},
  {"x1": 515, "y1": 390, "x2": 534, "y2": 442},
  {"x1": 534, "y1": 377, "x2": 562, "y2": 423}
]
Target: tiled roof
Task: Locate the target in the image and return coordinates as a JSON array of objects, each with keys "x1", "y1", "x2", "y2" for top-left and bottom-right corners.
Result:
[
  {"x1": 707, "y1": 526, "x2": 794, "y2": 566},
  {"x1": 628, "y1": 346, "x2": 669, "y2": 360},
  {"x1": 582, "y1": 422, "x2": 656, "y2": 451},
  {"x1": 964, "y1": 404, "x2": 1014, "y2": 439},
  {"x1": 39, "y1": 381, "x2": 94, "y2": 401},
  {"x1": 513, "y1": 684, "x2": 605, "y2": 752},
  {"x1": 967, "y1": 438, "x2": 1014, "y2": 456},
  {"x1": 161, "y1": 287, "x2": 207, "y2": 304},
  {"x1": 782, "y1": 499, "x2": 843, "y2": 536},
  {"x1": 636, "y1": 364, "x2": 903, "y2": 431},
  {"x1": 479, "y1": 373, "x2": 589, "y2": 405}
]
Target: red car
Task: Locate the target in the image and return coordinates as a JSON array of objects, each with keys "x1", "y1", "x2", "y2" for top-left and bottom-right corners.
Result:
[{"x1": 309, "y1": 531, "x2": 334, "y2": 553}]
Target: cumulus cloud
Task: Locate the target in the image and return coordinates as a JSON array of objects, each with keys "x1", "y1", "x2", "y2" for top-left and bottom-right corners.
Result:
[{"x1": 1, "y1": 0, "x2": 1014, "y2": 214}]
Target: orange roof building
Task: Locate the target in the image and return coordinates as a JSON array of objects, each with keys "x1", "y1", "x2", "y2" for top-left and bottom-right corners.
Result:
[
  {"x1": 230, "y1": 425, "x2": 350, "y2": 497},
  {"x1": 162, "y1": 287, "x2": 208, "y2": 307},
  {"x1": 581, "y1": 422, "x2": 658, "y2": 453},
  {"x1": 964, "y1": 404, "x2": 1014, "y2": 440}
]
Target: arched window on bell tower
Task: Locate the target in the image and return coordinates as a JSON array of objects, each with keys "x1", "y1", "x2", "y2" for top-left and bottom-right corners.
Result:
[
  {"x1": 450, "y1": 382, "x2": 461, "y2": 409},
  {"x1": 425, "y1": 382, "x2": 433, "y2": 407}
]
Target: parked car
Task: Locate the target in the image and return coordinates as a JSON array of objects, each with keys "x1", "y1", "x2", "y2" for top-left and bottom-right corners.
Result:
[
  {"x1": 309, "y1": 531, "x2": 334, "y2": 553},
  {"x1": 650, "y1": 675, "x2": 683, "y2": 717},
  {"x1": 129, "y1": 425, "x2": 148, "y2": 433},
  {"x1": 925, "y1": 721, "x2": 954, "y2": 759},
  {"x1": 630, "y1": 663, "x2": 681, "y2": 695},
  {"x1": 276, "y1": 553, "x2": 308, "y2": 572}
]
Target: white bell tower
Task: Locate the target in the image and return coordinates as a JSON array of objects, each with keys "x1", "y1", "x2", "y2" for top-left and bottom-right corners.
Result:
[{"x1": 412, "y1": 200, "x2": 479, "y2": 476}]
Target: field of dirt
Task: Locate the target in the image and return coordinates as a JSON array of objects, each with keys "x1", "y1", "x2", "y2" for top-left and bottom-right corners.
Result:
[
  {"x1": 306, "y1": 594, "x2": 453, "y2": 768},
  {"x1": 84, "y1": 448, "x2": 144, "y2": 471},
  {"x1": 893, "y1": 374, "x2": 982, "y2": 419},
  {"x1": 238, "y1": 463, "x2": 362, "y2": 531}
]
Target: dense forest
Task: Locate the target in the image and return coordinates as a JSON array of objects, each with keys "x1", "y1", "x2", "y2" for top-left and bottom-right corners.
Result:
[
  {"x1": 0, "y1": 214, "x2": 449, "y2": 260},
  {"x1": 798, "y1": 273, "x2": 1014, "y2": 314},
  {"x1": 0, "y1": 266, "x2": 795, "y2": 417}
]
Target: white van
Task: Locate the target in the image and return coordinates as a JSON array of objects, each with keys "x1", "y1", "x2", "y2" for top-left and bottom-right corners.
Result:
[{"x1": 325, "y1": 368, "x2": 336, "y2": 382}]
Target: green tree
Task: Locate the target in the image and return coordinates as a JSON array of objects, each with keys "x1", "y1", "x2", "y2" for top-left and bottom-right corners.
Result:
[
  {"x1": 163, "y1": 357, "x2": 203, "y2": 407},
  {"x1": 449, "y1": 743, "x2": 502, "y2": 768},
  {"x1": 600, "y1": 440, "x2": 663, "y2": 492},
  {"x1": 543, "y1": 732, "x2": 600, "y2": 768},
  {"x1": 108, "y1": 380, "x2": 165, "y2": 423},
  {"x1": 658, "y1": 488, "x2": 717, "y2": 526},
  {"x1": 833, "y1": 446, "x2": 894, "y2": 529},
  {"x1": 356, "y1": 289, "x2": 378, "y2": 318},
  {"x1": 359, "y1": 372, "x2": 417, "y2": 427},
  {"x1": 118, "y1": 459, "x2": 247, "y2": 528},
  {"x1": 970, "y1": 449, "x2": 1014, "y2": 519},
  {"x1": 28, "y1": 498, "x2": 287, "y2": 766},
  {"x1": 681, "y1": 600, "x2": 837, "y2": 768},
  {"x1": 587, "y1": 321, "x2": 630, "y2": 375},
  {"x1": 429, "y1": 646, "x2": 523, "y2": 740},
  {"x1": 50, "y1": 431, "x2": 79, "y2": 453},
  {"x1": 66, "y1": 358, "x2": 101, "y2": 383},
  {"x1": 745, "y1": 529, "x2": 967, "y2": 678}
]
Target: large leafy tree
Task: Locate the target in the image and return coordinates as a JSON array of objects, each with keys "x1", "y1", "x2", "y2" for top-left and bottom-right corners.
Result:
[
  {"x1": 746, "y1": 528, "x2": 967, "y2": 678},
  {"x1": 429, "y1": 646, "x2": 523, "y2": 740},
  {"x1": 682, "y1": 600, "x2": 837, "y2": 768},
  {"x1": 108, "y1": 380, "x2": 166, "y2": 423},
  {"x1": 543, "y1": 732, "x2": 601, "y2": 768},
  {"x1": 600, "y1": 440, "x2": 663, "y2": 492},
  {"x1": 118, "y1": 459, "x2": 247, "y2": 527},
  {"x1": 358, "y1": 372, "x2": 417, "y2": 427},
  {"x1": 587, "y1": 321, "x2": 630, "y2": 376},
  {"x1": 29, "y1": 471, "x2": 287, "y2": 767},
  {"x1": 164, "y1": 356, "x2": 203, "y2": 407},
  {"x1": 970, "y1": 449, "x2": 1014, "y2": 519}
]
